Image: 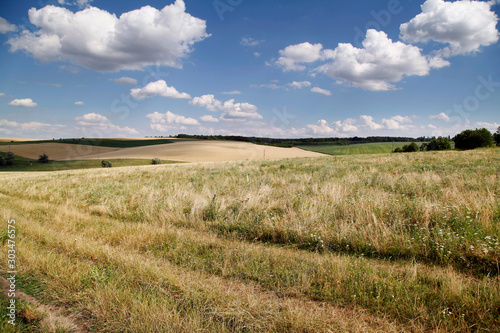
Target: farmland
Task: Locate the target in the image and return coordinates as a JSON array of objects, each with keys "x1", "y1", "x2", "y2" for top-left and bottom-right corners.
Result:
[
  {"x1": 0, "y1": 148, "x2": 499, "y2": 332},
  {"x1": 300, "y1": 142, "x2": 414, "y2": 155}
]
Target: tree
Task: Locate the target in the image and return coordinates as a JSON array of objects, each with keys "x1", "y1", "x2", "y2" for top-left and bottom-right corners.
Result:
[
  {"x1": 426, "y1": 137, "x2": 452, "y2": 151},
  {"x1": 494, "y1": 126, "x2": 500, "y2": 146},
  {"x1": 0, "y1": 155, "x2": 4, "y2": 166},
  {"x1": 38, "y1": 153, "x2": 49, "y2": 163},
  {"x1": 101, "y1": 160, "x2": 113, "y2": 168},
  {"x1": 5, "y1": 152, "x2": 15, "y2": 165},
  {"x1": 402, "y1": 142, "x2": 419, "y2": 152},
  {"x1": 453, "y1": 128, "x2": 494, "y2": 150}
]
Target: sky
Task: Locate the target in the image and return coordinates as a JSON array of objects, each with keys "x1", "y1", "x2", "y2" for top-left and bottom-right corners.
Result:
[{"x1": 0, "y1": 0, "x2": 499, "y2": 139}]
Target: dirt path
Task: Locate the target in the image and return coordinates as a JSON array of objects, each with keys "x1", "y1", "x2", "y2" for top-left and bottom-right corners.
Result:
[{"x1": 0, "y1": 272, "x2": 89, "y2": 332}]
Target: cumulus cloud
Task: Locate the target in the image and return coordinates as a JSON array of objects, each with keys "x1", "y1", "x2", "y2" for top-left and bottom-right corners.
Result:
[
  {"x1": 275, "y1": 42, "x2": 332, "y2": 71},
  {"x1": 74, "y1": 101, "x2": 85, "y2": 105},
  {"x1": 381, "y1": 115, "x2": 413, "y2": 130},
  {"x1": 475, "y1": 121, "x2": 500, "y2": 132},
  {"x1": 400, "y1": 0, "x2": 499, "y2": 56},
  {"x1": 200, "y1": 115, "x2": 219, "y2": 123},
  {"x1": 429, "y1": 112, "x2": 450, "y2": 121},
  {"x1": 190, "y1": 94, "x2": 262, "y2": 120},
  {"x1": 146, "y1": 111, "x2": 199, "y2": 131},
  {"x1": 316, "y1": 30, "x2": 445, "y2": 91},
  {"x1": 7, "y1": 0, "x2": 209, "y2": 72},
  {"x1": 0, "y1": 17, "x2": 17, "y2": 34},
  {"x1": 241, "y1": 37, "x2": 263, "y2": 47},
  {"x1": 311, "y1": 87, "x2": 331, "y2": 95},
  {"x1": 130, "y1": 80, "x2": 191, "y2": 100},
  {"x1": 8, "y1": 98, "x2": 38, "y2": 107},
  {"x1": 220, "y1": 99, "x2": 263, "y2": 120},
  {"x1": 190, "y1": 94, "x2": 222, "y2": 111},
  {"x1": 111, "y1": 77, "x2": 138, "y2": 85},
  {"x1": 74, "y1": 113, "x2": 138, "y2": 134},
  {"x1": 288, "y1": 81, "x2": 311, "y2": 89},
  {"x1": 360, "y1": 115, "x2": 384, "y2": 130},
  {"x1": 306, "y1": 119, "x2": 337, "y2": 135},
  {"x1": 0, "y1": 119, "x2": 66, "y2": 135},
  {"x1": 306, "y1": 118, "x2": 359, "y2": 136}
]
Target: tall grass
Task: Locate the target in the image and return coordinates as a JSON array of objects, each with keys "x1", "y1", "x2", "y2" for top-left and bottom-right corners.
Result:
[{"x1": 0, "y1": 148, "x2": 499, "y2": 332}]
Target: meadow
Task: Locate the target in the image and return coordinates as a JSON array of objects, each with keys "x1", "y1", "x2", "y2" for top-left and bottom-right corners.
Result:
[
  {"x1": 300, "y1": 142, "x2": 413, "y2": 155},
  {"x1": 0, "y1": 148, "x2": 499, "y2": 332}
]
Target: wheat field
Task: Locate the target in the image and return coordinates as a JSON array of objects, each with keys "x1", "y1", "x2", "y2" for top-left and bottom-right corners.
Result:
[{"x1": 1, "y1": 148, "x2": 499, "y2": 332}]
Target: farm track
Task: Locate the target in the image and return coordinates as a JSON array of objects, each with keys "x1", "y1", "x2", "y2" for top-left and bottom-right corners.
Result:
[{"x1": 0, "y1": 192, "x2": 408, "y2": 332}]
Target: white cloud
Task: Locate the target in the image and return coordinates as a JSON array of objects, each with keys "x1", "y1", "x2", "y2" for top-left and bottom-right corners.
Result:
[
  {"x1": 0, "y1": 17, "x2": 17, "y2": 34},
  {"x1": 429, "y1": 112, "x2": 450, "y2": 121},
  {"x1": 190, "y1": 94, "x2": 263, "y2": 120},
  {"x1": 275, "y1": 42, "x2": 330, "y2": 71},
  {"x1": 400, "y1": 0, "x2": 499, "y2": 56},
  {"x1": 130, "y1": 80, "x2": 191, "y2": 100},
  {"x1": 7, "y1": 0, "x2": 209, "y2": 72},
  {"x1": 220, "y1": 99, "x2": 263, "y2": 120},
  {"x1": 8, "y1": 98, "x2": 38, "y2": 107},
  {"x1": 74, "y1": 113, "x2": 138, "y2": 134},
  {"x1": 241, "y1": 37, "x2": 263, "y2": 47},
  {"x1": 254, "y1": 52, "x2": 261, "y2": 58},
  {"x1": 146, "y1": 111, "x2": 199, "y2": 126},
  {"x1": 0, "y1": 119, "x2": 66, "y2": 136},
  {"x1": 74, "y1": 101, "x2": 85, "y2": 105},
  {"x1": 200, "y1": 115, "x2": 219, "y2": 123},
  {"x1": 221, "y1": 90, "x2": 241, "y2": 95},
  {"x1": 306, "y1": 119, "x2": 336, "y2": 135},
  {"x1": 253, "y1": 83, "x2": 284, "y2": 90},
  {"x1": 316, "y1": 30, "x2": 444, "y2": 91},
  {"x1": 111, "y1": 77, "x2": 137, "y2": 85},
  {"x1": 382, "y1": 115, "x2": 413, "y2": 130},
  {"x1": 288, "y1": 81, "x2": 311, "y2": 89},
  {"x1": 190, "y1": 94, "x2": 223, "y2": 112},
  {"x1": 475, "y1": 121, "x2": 500, "y2": 132},
  {"x1": 311, "y1": 87, "x2": 331, "y2": 95},
  {"x1": 360, "y1": 115, "x2": 384, "y2": 130}
]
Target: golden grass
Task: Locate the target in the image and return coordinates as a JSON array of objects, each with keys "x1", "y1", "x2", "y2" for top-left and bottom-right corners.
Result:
[{"x1": 0, "y1": 148, "x2": 499, "y2": 332}]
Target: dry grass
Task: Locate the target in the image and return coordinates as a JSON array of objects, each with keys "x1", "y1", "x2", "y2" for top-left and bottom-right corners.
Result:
[{"x1": 0, "y1": 148, "x2": 499, "y2": 332}]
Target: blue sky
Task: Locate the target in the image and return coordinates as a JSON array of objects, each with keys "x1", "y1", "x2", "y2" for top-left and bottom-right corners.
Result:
[{"x1": 0, "y1": 0, "x2": 499, "y2": 139}]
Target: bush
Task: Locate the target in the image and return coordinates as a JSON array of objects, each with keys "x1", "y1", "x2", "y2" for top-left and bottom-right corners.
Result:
[
  {"x1": 0, "y1": 155, "x2": 4, "y2": 166},
  {"x1": 5, "y1": 152, "x2": 15, "y2": 166},
  {"x1": 424, "y1": 137, "x2": 452, "y2": 151},
  {"x1": 151, "y1": 158, "x2": 162, "y2": 165},
  {"x1": 101, "y1": 160, "x2": 113, "y2": 168},
  {"x1": 392, "y1": 147, "x2": 402, "y2": 153},
  {"x1": 403, "y1": 142, "x2": 419, "y2": 153},
  {"x1": 38, "y1": 153, "x2": 49, "y2": 163},
  {"x1": 453, "y1": 128, "x2": 494, "y2": 150}
]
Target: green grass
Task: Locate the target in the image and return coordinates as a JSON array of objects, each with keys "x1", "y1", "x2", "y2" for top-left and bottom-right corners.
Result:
[
  {"x1": 0, "y1": 294, "x2": 42, "y2": 333},
  {"x1": 299, "y1": 142, "x2": 411, "y2": 155},
  {"x1": 0, "y1": 153, "x2": 182, "y2": 172},
  {"x1": 0, "y1": 138, "x2": 190, "y2": 148}
]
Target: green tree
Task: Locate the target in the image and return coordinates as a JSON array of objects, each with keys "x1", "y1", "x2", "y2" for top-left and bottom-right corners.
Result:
[
  {"x1": 0, "y1": 155, "x2": 4, "y2": 166},
  {"x1": 5, "y1": 152, "x2": 15, "y2": 165},
  {"x1": 101, "y1": 160, "x2": 113, "y2": 168},
  {"x1": 453, "y1": 128, "x2": 494, "y2": 150},
  {"x1": 402, "y1": 142, "x2": 419, "y2": 152},
  {"x1": 38, "y1": 153, "x2": 49, "y2": 163},
  {"x1": 426, "y1": 137, "x2": 451, "y2": 151},
  {"x1": 494, "y1": 126, "x2": 500, "y2": 146}
]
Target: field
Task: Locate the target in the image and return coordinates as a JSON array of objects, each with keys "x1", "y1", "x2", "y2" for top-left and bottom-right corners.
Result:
[
  {"x1": 0, "y1": 148, "x2": 499, "y2": 332},
  {"x1": 0, "y1": 140, "x2": 324, "y2": 164},
  {"x1": 299, "y1": 142, "x2": 413, "y2": 155}
]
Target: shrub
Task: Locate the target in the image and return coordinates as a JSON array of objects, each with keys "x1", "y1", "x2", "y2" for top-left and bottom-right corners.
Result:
[
  {"x1": 5, "y1": 152, "x2": 15, "y2": 165},
  {"x1": 101, "y1": 160, "x2": 113, "y2": 168},
  {"x1": 392, "y1": 147, "x2": 402, "y2": 153},
  {"x1": 420, "y1": 143, "x2": 428, "y2": 151},
  {"x1": 151, "y1": 158, "x2": 162, "y2": 165},
  {"x1": 453, "y1": 128, "x2": 494, "y2": 150},
  {"x1": 426, "y1": 137, "x2": 452, "y2": 151},
  {"x1": 402, "y1": 142, "x2": 419, "y2": 153},
  {"x1": 38, "y1": 153, "x2": 49, "y2": 163}
]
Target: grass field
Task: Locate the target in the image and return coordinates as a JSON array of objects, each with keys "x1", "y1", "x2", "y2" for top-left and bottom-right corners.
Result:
[
  {"x1": 299, "y1": 142, "x2": 413, "y2": 155},
  {"x1": 0, "y1": 149, "x2": 499, "y2": 332},
  {"x1": 0, "y1": 152, "x2": 181, "y2": 172}
]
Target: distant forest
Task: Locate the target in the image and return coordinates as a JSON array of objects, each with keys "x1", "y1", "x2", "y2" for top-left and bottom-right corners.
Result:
[{"x1": 173, "y1": 134, "x2": 435, "y2": 148}]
